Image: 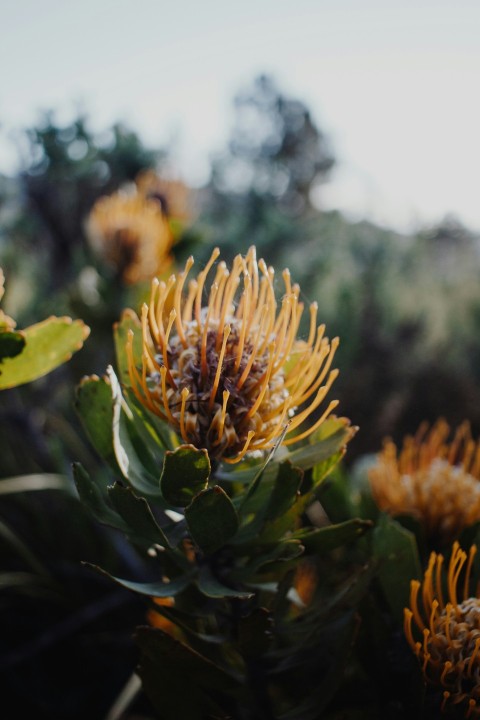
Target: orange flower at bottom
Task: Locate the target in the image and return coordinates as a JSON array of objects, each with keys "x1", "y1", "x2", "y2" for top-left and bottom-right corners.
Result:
[
  {"x1": 404, "y1": 542, "x2": 480, "y2": 717},
  {"x1": 147, "y1": 597, "x2": 178, "y2": 637}
]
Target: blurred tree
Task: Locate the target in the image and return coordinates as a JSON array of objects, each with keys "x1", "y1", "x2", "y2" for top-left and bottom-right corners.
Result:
[
  {"x1": 21, "y1": 113, "x2": 159, "y2": 288},
  {"x1": 211, "y1": 74, "x2": 334, "y2": 212},
  {"x1": 10, "y1": 114, "x2": 161, "y2": 303},
  {"x1": 0, "y1": 115, "x2": 166, "y2": 479},
  {"x1": 204, "y1": 75, "x2": 335, "y2": 262}
]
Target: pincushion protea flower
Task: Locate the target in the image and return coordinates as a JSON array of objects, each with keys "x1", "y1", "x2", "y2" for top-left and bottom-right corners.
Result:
[
  {"x1": 369, "y1": 420, "x2": 480, "y2": 544},
  {"x1": 126, "y1": 247, "x2": 339, "y2": 463},
  {"x1": 86, "y1": 189, "x2": 173, "y2": 284},
  {"x1": 404, "y1": 542, "x2": 480, "y2": 717}
]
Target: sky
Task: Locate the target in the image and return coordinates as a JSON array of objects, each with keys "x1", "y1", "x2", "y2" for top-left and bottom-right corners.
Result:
[{"x1": 1, "y1": 0, "x2": 480, "y2": 233}]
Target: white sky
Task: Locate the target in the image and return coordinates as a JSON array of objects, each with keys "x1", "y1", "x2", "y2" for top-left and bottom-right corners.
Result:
[{"x1": 1, "y1": 0, "x2": 480, "y2": 232}]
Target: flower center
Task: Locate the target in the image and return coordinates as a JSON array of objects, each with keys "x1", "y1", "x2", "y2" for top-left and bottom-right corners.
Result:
[{"x1": 150, "y1": 320, "x2": 289, "y2": 459}]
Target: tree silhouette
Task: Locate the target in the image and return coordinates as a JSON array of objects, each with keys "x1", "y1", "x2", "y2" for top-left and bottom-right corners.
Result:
[{"x1": 211, "y1": 74, "x2": 334, "y2": 215}]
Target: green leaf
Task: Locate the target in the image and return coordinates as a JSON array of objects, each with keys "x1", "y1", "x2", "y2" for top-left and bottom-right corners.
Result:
[
  {"x1": 248, "y1": 541, "x2": 305, "y2": 578},
  {"x1": 0, "y1": 316, "x2": 90, "y2": 390},
  {"x1": 265, "y1": 461, "x2": 303, "y2": 521},
  {"x1": 255, "y1": 459, "x2": 324, "y2": 545},
  {"x1": 232, "y1": 540, "x2": 304, "y2": 582},
  {"x1": 315, "y1": 459, "x2": 354, "y2": 522},
  {"x1": 135, "y1": 628, "x2": 241, "y2": 720},
  {"x1": 234, "y1": 461, "x2": 302, "y2": 545},
  {"x1": 216, "y1": 417, "x2": 354, "y2": 486},
  {"x1": 348, "y1": 453, "x2": 381, "y2": 519},
  {"x1": 253, "y1": 454, "x2": 344, "y2": 547},
  {"x1": 113, "y1": 308, "x2": 142, "y2": 386},
  {"x1": 75, "y1": 374, "x2": 121, "y2": 472},
  {"x1": 372, "y1": 513, "x2": 422, "y2": 624},
  {"x1": 239, "y1": 426, "x2": 289, "y2": 503},
  {"x1": 185, "y1": 486, "x2": 239, "y2": 554},
  {"x1": 72, "y1": 462, "x2": 127, "y2": 529},
  {"x1": 0, "y1": 330, "x2": 25, "y2": 361},
  {"x1": 196, "y1": 565, "x2": 253, "y2": 599},
  {"x1": 126, "y1": 391, "x2": 177, "y2": 455},
  {"x1": 236, "y1": 449, "x2": 345, "y2": 546},
  {"x1": 108, "y1": 366, "x2": 162, "y2": 497},
  {"x1": 287, "y1": 416, "x2": 357, "y2": 472},
  {"x1": 108, "y1": 483, "x2": 171, "y2": 548},
  {"x1": 290, "y1": 518, "x2": 373, "y2": 553},
  {"x1": 160, "y1": 445, "x2": 210, "y2": 507},
  {"x1": 85, "y1": 562, "x2": 195, "y2": 597}
]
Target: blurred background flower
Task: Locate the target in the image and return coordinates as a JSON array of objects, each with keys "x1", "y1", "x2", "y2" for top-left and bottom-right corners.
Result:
[
  {"x1": 369, "y1": 420, "x2": 480, "y2": 547},
  {"x1": 86, "y1": 187, "x2": 173, "y2": 285}
]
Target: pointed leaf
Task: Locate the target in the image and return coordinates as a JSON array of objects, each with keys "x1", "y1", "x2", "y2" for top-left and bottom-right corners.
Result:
[
  {"x1": 290, "y1": 518, "x2": 373, "y2": 554},
  {"x1": 216, "y1": 417, "x2": 355, "y2": 485},
  {"x1": 234, "y1": 461, "x2": 302, "y2": 545},
  {"x1": 72, "y1": 462, "x2": 128, "y2": 529},
  {"x1": 75, "y1": 374, "x2": 121, "y2": 472},
  {"x1": 288, "y1": 416, "x2": 357, "y2": 471},
  {"x1": 185, "y1": 486, "x2": 239, "y2": 554},
  {"x1": 265, "y1": 460, "x2": 303, "y2": 521},
  {"x1": 248, "y1": 541, "x2": 305, "y2": 578},
  {"x1": 315, "y1": 457, "x2": 353, "y2": 522},
  {"x1": 161, "y1": 445, "x2": 210, "y2": 507},
  {"x1": 126, "y1": 392, "x2": 177, "y2": 455},
  {"x1": 108, "y1": 483, "x2": 171, "y2": 548},
  {"x1": 239, "y1": 426, "x2": 289, "y2": 503},
  {"x1": 108, "y1": 366, "x2": 161, "y2": 497},
  {"x1": 197, "y1": 565, "x2": 253, "y2": 599},
  {"x1": 85, "y1": 562, "x2": 195, "y2": 597},
  {"x1": 231, "y1": 540, "x2": 304, "y2": 582},
  {"x1": 0, "y1": 316, "x2": 90, "y2": 389},
  {"x1": 372, "y1": 513, "x2": 422, "y2": 623}
]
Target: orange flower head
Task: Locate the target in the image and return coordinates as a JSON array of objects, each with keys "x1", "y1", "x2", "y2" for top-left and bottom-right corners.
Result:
[
  {"x1": 369, "y1": 420, "x2": 480, "y2": 543},
  {"x1": 86, "y1": 188, "x2": 173, "y2": 284},
  {"x1": 127, "y1": 247, "x2": 339, "y2": 463},
  {"x1": 136, "y1": 170, "x2": 194, "y2": 223},
  {"x1": 404, "y1": 542, "x2": 480, "y2": 717}
]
